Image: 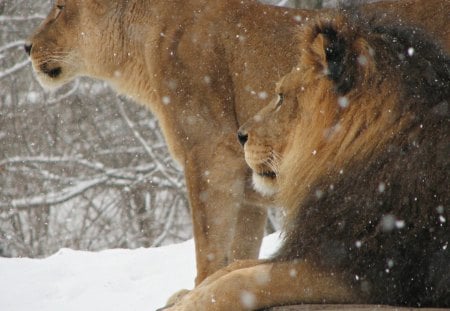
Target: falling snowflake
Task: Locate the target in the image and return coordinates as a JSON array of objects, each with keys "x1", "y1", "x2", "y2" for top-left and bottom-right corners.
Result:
[
  {"x1": 240, "y1": 290, "x2": 256, "y2": 309},
  {"x1": 289, "y1": 268, "x2": 297, "y2": 278},
  {"x1": 381, "y1": 214, "x2": 396, "y2": 232},
  {"x1": 255, "y1": 270, "x2": 270, "y2": 285},
  {"x1": 338, "y1": 96, "x2": 349, "y2": 108},
  {"x1": 315, "y1": 189, "x2": 324, "y2": 199},
  {"x1": 162, "y1": 96, "x2": 171, "y2": 105},
  {"x1": 294, "y1": 15, "x2": 302, "y2": 22},
  {"x1": 258, "y1": 91, "x2": 268, "y2": 100},
  {"x1": 387, "y1": 259, "x2": 394, "y2": 268},
  {"x1": 253, "y1": 115, "x2": 262, "y2": 122},
  {"x1": 357, "y1": 55, "x2": 368, "y2": 66},
  {"x1": 26, "y1": 91, "x2": 40, "y2": 103},
  {"x1": 378, "y1": 182, "x2": 386, "y2": 193}
]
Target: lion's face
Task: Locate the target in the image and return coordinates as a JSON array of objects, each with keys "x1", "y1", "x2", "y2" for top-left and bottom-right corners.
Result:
[
  {"x1": 239, "y1": 64, "x2": 336, "y2": 197},
  {"x1": 238, "y1": 72, "x2": 306, "y2": 196},
  {"x1": 25, "y1": 0, "x2": 111, "y2": 89}
]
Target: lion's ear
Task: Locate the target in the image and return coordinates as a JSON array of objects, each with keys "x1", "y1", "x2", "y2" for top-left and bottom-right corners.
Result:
[
  {"x1": 308, "y1": 18, "x2": 355, "y2": 95},
  {"x1": 308, "y1": 16, "x2": 376, "y2": 95}
]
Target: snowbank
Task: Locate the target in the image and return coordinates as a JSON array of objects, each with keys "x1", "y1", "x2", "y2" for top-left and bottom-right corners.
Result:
[{"x1": 0, "y1": 232, "x2": 281, "y2": 311}]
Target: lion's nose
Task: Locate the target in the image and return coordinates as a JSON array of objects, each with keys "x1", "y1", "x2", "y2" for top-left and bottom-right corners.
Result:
[
  {"x1": 237, "y1": 130, "x2": 248, "y2": 146},
  {"x1": 24, "y1": 43, "x2": 32, "y2": 56}
]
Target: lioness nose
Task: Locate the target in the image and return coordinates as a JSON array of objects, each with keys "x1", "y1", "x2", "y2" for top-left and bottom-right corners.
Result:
[
  {"x1": 24, "y1": 43, "x2": 32, "y2": 56},
  {"x1": 237, "y1": 131, "x2": 248, "y2": 146}
]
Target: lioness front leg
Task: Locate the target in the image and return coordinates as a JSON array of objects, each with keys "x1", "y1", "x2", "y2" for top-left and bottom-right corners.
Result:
[
  {"x1": 167, "y1": 260, "x2": 357, "y2": 311},
  {"x1": 184, "y1": 135, "x2": 255, "y2": 284},
  {"x1": 230, "y1": 184, "x2": 268, "y2": 261}
]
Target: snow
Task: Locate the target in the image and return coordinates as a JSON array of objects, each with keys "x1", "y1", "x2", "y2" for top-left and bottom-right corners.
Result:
[
  {"x1": 0, "y1": 232, "x2": 282, "y2": 311},
  {"x1": 26, "y1": 91, "x2": 40, "y2": 103},
  {"x1": 337, "y1": 96, "x2": 349, "y2": 109}
]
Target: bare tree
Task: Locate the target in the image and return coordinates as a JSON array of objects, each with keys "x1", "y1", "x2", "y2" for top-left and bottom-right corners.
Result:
[{"x1": 0, "y1": 0, "x2": 190, "y2": 257}]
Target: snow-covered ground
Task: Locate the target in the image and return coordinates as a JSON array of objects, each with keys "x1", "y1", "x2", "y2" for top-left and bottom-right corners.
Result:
[{"x1": 0, "y1": 232, "x2": 281, "y2": 311}]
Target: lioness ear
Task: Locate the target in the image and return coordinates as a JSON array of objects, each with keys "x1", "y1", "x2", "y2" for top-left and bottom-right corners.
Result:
[{"x1": 309, "y1": 18, "x2": 355, "y2": 95}]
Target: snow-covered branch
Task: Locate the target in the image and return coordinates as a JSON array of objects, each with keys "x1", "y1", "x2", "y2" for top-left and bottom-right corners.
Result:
[
  {"x1": 151, "y1": 197, "x2": 180, "y2": 247},
  {"x1": 0, "y1": 40, "x2": 26, "y2": 53},
  {"x1": 0, "y1": 59, "x2": 30, "y2": 80},
  {"x1": 47, "y1": 79, "x2": 81, "y2": 104},
  {"x1": 1, "y1": 177, "x2": 108, "y2": 210},
  {"x1": 116, "y1": 98, "x2": 184, "y2": 188},
  {"x1": 0, "y1": 155, "x2": 106, "y2": 170},
  {"x1": 0, "y1": 14, "x2": 45, "y2": 22}
]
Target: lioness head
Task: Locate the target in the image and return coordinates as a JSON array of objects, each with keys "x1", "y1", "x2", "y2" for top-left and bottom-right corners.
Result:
[
  {"x1": 239, "y1": 12, "x2": 449, "y2": 200},
  {"x1": 25, "y1": 0, "x2": 113, "y2": 89}
]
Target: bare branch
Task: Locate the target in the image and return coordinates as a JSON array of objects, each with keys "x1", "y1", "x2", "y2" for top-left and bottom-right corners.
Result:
[
  {"x1": 0, "y1": 59, "x2": 30, "y2": 80},
  {"x1": 0, "y1": 15, "x2": 45, "y2": 22},
  {"x1": 116, "y1": 98, "x2": 183, "y2": 187},
  {"x1": 151, "y1": 197, "x2": 179, "y2": 247},
  {"x1": 1, "y1": 177, "x2": 108, "y2": 210},
  {"x1": 47, "y1": 79, "x2": 81, "y2": 104},
  {"x1": 0, "y1": 40, "x2": 26, "y2": 53}
]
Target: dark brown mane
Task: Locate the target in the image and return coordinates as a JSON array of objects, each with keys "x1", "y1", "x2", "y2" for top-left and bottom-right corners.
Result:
[{"x1": 275, "y1": 11, "x2": 450, "y2": 307}]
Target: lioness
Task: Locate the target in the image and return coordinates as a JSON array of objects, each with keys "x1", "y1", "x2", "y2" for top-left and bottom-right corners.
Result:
[
  {"x1": 25, "y1": 0, "x2": 450, "y2": 285},
  {"x1": 165, "y1": 10, "x2": 450, "y2": 310}
]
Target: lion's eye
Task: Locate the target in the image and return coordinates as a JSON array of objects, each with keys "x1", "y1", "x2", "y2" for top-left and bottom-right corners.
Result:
[{"x1": 275, "y1": 93, "x2": 284, "y2": 111}]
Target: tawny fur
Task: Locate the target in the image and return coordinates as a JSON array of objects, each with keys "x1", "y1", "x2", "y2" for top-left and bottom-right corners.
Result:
[{"x1": 26, "y1": 0, "x2": 450, "y2": 286}]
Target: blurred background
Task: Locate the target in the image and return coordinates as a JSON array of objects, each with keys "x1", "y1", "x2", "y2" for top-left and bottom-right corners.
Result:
[{"x1": 0, "y1": 0, "x2": 369, "y2": 257}]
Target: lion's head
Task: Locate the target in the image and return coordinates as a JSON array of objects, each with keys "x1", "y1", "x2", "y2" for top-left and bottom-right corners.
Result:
[
  {"x1": 239, "y1": 12, "x2": 450, "y2": 205},
  {"x1": 25, "y1": 0, "x2": 115, "y2": 89},
  {"x1": 237, "y1": 87, "x2": 298, "y2": 196}
]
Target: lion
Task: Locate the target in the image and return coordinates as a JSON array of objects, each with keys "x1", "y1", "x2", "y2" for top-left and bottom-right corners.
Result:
[
  {"x1": 164, "y1": 10, "x2": 450, "y2": 310},
  {"x1": 25, "y1": 0, "x2": 449, "y2": 285}
]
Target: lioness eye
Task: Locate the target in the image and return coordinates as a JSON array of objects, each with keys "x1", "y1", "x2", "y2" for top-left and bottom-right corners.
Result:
[{"x1": 275, "y1": 93, "x2": 284, "y2": 111}]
